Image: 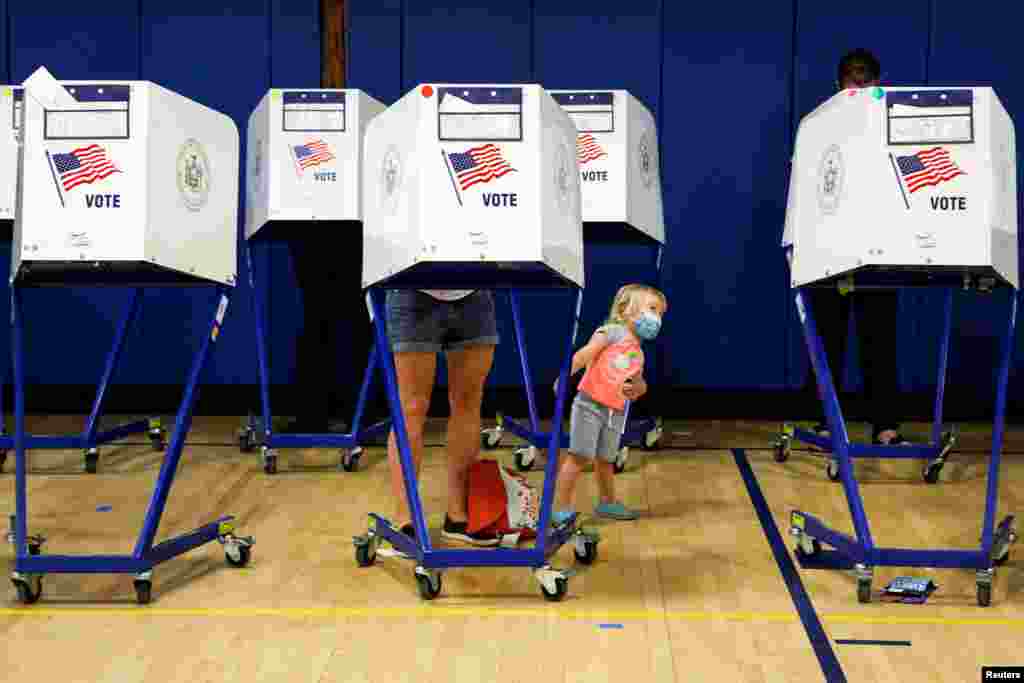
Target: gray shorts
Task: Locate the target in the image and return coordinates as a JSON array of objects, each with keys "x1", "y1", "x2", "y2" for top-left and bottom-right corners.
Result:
[
  {"x1": 385, "y1": 290, "x2": 500, "y2": 353},
  {"x1": 569, "y1": 392, "x2": 626, "y2": 464}
]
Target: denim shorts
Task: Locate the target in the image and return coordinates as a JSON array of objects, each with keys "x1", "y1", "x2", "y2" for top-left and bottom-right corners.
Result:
[
  {"x1": 569, "y1": 392, "x2": 626, "y2": 464},
  {"x1": 385, "y1": 290, "x2": 500, "y2": 353}
]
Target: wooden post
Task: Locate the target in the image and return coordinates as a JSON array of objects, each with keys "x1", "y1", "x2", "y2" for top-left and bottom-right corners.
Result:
[{"x1": 321, "y1": 0, "x2": 345, "y2": 88}]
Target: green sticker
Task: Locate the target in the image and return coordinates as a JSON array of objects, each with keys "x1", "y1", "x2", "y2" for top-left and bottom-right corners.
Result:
[{"x1": 871, "y1": 86, "x2": 885, "y2": 100}]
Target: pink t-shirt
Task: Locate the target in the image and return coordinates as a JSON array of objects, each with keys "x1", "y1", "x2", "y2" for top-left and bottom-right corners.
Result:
[{"x1": 578, "y1": 324, "x2": 644, "y2": 411}]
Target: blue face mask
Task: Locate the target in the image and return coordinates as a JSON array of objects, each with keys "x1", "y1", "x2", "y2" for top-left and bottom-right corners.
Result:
[{"x1": 634, "y1": 311, "x2": 661, "y2": 341}]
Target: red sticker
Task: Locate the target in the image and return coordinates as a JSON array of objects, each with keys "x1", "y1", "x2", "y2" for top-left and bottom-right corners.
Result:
[{"x1": 421, "y1": 85, "x2": 434, "y2": 97}]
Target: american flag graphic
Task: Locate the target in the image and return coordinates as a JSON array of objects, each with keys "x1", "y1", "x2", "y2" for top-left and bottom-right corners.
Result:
[
  {"x1": 293, "y1": 139, "x2": 335, "y2": 170},
  {"x1": 577, "y1": 133, "x2": 607, "y2": 165},
  {"x1": 447, "y1": 144, "x2": 516, "y2": 191},
  {"x1": 52, "y1": 145, "x2": 121, "y2": 192},
  {"x1": 896, "y1": 147, "x2": 966, "y2": 193}
]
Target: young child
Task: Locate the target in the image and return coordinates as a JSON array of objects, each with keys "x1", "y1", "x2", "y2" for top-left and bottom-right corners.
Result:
[{"x1": 551, "y1": 284, "x2": 667, "y2": 524}]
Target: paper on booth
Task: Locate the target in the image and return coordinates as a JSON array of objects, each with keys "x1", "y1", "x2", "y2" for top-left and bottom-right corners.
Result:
[{"x1": 21, "y1": 66, "x2": 76, "y2": 108}]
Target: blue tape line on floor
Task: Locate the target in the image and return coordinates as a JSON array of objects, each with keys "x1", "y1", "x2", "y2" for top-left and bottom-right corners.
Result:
[
  {"x1": 835, "y1": 639, "x2": 911, "y2": 647},
  {"x1": 96, "y1": 505, "x2": 113, "y2": 512},
  {"x1": 598, "y1": 623, "x2": 624, "y2": 629},
  {"x1": 732, "y1": 449, "x2": 846, "y2": 683}
]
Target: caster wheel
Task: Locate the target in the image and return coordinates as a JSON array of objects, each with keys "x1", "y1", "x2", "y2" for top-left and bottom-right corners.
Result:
[
  {"x1": 262, "y1": 447, "x2": 277, "y2": 475},
  {"x1": 134, "y1": 579, "x2": 152, "y2": 605},
  {"x1": 355, "y1": 542, "x2": 377, "y2": 568},
  {"x1": 13, "y1": 575, "x2": 42, "y2": 604},
  {"x1": 340, "y1": 447, "x2": 362, "y2": 472},
  {"x1": 0, "y1": 450, "x2": 7, "y2": 473},
  {"x1": 28, "y1": 543, "x2": 41, "y2": 556},
  {"x1": 857, "y1": 578, "x2": 872, "y2": 604},
  {"x1": 574, "y1": 539, "x2": 599, "y2": 565},
  {"x1": 238, "y1": 430, "x2": 256, "y2": 453},
  {"x1": 922, "y1": 462, "x2": 943, "y2": 484},
  {"x1": 826, "y1": 460, "x2": 840, "y2": 482},
  {"x1": 613, "y1": 458, "x2": 627, "y2": 475},
  {"x1": 642, "y1": 423, "x2": 663, "y2": 451},
  {"x1": 514, "y1": 447, "x2": 535, "y2": 472},
  {"x1": 774, "y1": 440, "x2": 791, "y2": 463},
  {"x1": 225, "y1": 544, "x2": 252, "y2": 568},
  {"x1": 415, "y1": 570, "x2": 442, "y2": 600},
  {"x1": 977, "y1": 582, "x2": 992, "y2": 607},
  {"x1": 541, "y1": 577, "x2": 568, "y2": 602},
  {"x1": 794, "y1": 539, "x2": 821, "y2": 560},
  {"x1": 84, "y1": 450, "x2": 99, "y2": 474},
  {"x1": 481, "y1": 429, "x2": 502, "y2": 450},
  {"x1": 149, "y1": 430, "x2": 166, "y2": 452}
]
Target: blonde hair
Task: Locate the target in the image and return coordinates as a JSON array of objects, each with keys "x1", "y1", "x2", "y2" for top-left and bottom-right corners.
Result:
[{"x1": 605, "y1": 284, "x2": 667, "y2": 326}]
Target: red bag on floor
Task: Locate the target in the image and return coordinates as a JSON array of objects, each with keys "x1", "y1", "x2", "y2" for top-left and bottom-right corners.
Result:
[{"x1": 466, "y1": 459, "x2": 540, "y2": 547}]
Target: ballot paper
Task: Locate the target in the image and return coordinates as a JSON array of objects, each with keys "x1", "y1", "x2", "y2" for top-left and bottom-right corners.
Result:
[{"x1": 21, "y1": 66, "x2": 76, "y2": 109}]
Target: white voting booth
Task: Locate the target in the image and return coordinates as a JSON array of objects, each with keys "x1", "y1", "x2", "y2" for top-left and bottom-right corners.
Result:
[
  {"x1": 7, "y1": 68, "x2": 252, "y2": 606},
  {"x1": 240, "y1": 88, "x2": 389, "y2": 475},
  {"x1": 784, "y1": 86, "x2": 1017, "y2": 288},
  {"x1": 14, "y1": 70, "x2": 239, "y2": 285},
  {"x1": 362, "y1": 83, "x2": 583, "y2": 288},
  {"x1": 549, "y1": 89, "x2": 664, "y2": 243},
  {"x1": 355, "y1": 84, "x2": 595, "y2": 602},
  {"x1": 778, "y1": 86, "x2": 1020, "y2": 608},
  {"x1": 245, "y1": 89, "x2": 385, "y2": 237},
  {"x1": 1, "y1": 86, "x2": 21, "y2": 222}
]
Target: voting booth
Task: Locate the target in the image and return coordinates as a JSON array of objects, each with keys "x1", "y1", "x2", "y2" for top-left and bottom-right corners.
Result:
[
  {"x1": 777, "y1": 86, "x2": 1018, "y2": 607},
  {"x1": 245, "y1": 89, "x2": 385, "y2": 236},
  {"x1": 14, "y1": 77, "x2": 238, "y2": 285},
  {"x1": 354, "y1": 84, "x2": 595, "y2": 603},
  {"x1": 549, "y1": 89, "x2": 664, "y2": 243},
  {"x1": 783, "y1": 86, "x2": 1017, "y2": 289},
  {"x1": 362, "y1": 83, "x2": 583, "y2": 289},
  {"x1": 239, "y1": 88, "x2": 391, "y2": 474},
  {"x1": 7, "y1": 68, "x2": 252, "y2": 607},
  {"x1": 489, "y1": 90, "x2": 667, "y2": 474}
]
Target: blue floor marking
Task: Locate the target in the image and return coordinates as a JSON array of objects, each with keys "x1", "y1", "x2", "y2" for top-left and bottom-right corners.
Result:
[{"x1": 732, "y1": 448, "x2": 846, "y2": 683}]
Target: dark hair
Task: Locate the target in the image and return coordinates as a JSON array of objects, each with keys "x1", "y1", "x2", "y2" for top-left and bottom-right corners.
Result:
[{"x1": 837, "y1": 49, "x2": 881, "y2": 88}]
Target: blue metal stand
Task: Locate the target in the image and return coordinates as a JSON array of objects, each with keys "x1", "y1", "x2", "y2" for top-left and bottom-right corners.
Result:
[
  {"x1": 483, "y1": 243, "x2": 666, "y2": 475},
  {"x1": 786, "y1": 284, "x2": 1018, "y2": 606},
  {"x1": 238, "y1": 241, "x2": 391, "y2": 474},
  {"x1": 8, "y1": 285, "x2": 254, "y2": 605},
  {"x1": 776, "y1": 288, "x2": 958, "y2": 483},
  {"x1": 353, "y1": 286, "x2": 598, "y2": 601},
  {"x1": 0, "y1": 289, "x2": 167, "y2": 474}
]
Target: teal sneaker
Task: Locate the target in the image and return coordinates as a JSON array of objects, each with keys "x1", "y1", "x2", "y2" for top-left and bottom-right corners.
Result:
[{"x1": 594, "y1": 502, "x2": 639, "y2": 520}]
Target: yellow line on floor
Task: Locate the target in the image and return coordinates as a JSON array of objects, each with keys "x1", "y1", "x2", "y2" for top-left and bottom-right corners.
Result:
[{"x1": 0, "y1": 606, "x2": 1022, "y2": 627}]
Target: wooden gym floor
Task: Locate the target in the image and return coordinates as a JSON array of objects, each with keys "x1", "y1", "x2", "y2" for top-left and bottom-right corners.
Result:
[{"x1": 0, "y1": 415, "x2": 1021, "y2": 682}]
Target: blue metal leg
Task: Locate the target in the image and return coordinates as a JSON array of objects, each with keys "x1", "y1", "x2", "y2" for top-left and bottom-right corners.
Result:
[
  {"x1": 349, "y1": 342, "x2": 379, "y2": 437},
  {"x1": 370, "y1": 288, "x2": 432, "y2": 551},
  {"x1": 931, "y1": 288, "x2": 954, "y2": 445},
  {"x1": 12, "y1": 287, "x2": 28, "y2": 560},
  {"x1": 535, "y1": 288, "x2": 582, "y2": 556},
  {"x1": 980, "y1": 293, "x2": 1016, "y2": 555},
  {"x1": 133, "y1": 288, "x2": 230, "y2": 556},
  {"x1": 246, "y1": 243, "x2": 273, "y2": 444},
  {"x1": 509, "y1": 289, "x2": 541, "y2": 433},
  {"x1": 82, "y1": 288, "x2": 143, "y2": 444},
  {"x1": 795, "y1": 288, "x2": 875, "y2": 550}
]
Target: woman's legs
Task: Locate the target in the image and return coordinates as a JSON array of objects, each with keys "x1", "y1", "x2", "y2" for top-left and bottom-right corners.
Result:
[
  {"x1": 387, "y1": 351, "x2": 437, "y2": 527},
  {"x1": 444, "y1": 344, "x2": 495, "y2": 523}
]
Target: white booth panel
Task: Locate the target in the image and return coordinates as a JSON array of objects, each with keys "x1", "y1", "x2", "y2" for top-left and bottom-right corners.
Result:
[
  {"x1": 14, "y1": 70, "x2": 239, "y2": 285},
  {"x1": 785, "y1": 86, "x2": 1017, "y2": 289},
  {"x1": 549, "y1": 89, "x2": 665, "y2": 244},
  {"x1": 362, "y1": 83, "x2": 583, "y2": 289},
  {"x1": 0, "y1": 86, "x2": 21, "y2": 221},
  {"x1": 245, "y1": 88, "x2": 386, "y2": 238}
]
